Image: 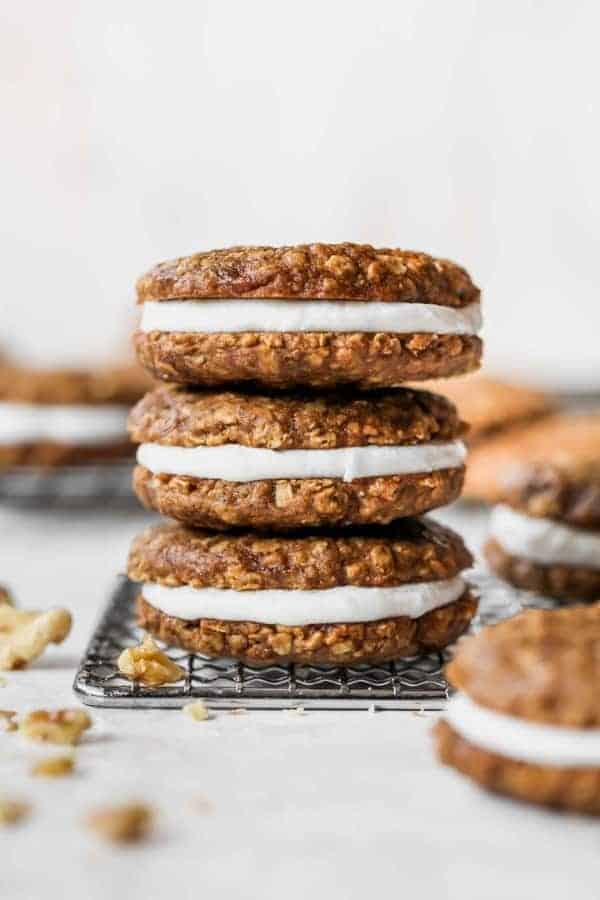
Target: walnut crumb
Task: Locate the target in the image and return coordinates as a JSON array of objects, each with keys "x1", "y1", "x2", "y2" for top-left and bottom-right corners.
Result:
[
  {"x1": 0, "y1": 594, "x2": 71, "y2": 670},
  {"x1": 183, "y1": 700, "x2": 210, "y2": 721},
  {"x1": 286, "y1": 706, "x2": 306, "y2": 716},
  {"x1": 118, "y1": 636, "x2": 185, "y2": 686},
  {"x1": 20, "y1": 708, "x2": 91, "y2": 745},
  {"x1": 31, "y1": 754, "x2": 75, "y2": 777},
  {"x1": 0, "y1": 709, "x2": 17, "y2": 732},
  {"x1": 227, "y1": 708, "x2": 247, "y2": 716},
  {"x1": 86, "y1": 803, "x2": 154, "y2": 843},
  {"x1": 0, "y1": 796, "x2": 30, "y2": 825}
]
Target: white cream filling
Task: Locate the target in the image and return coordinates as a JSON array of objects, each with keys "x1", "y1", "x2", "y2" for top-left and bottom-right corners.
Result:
[
  {"x1": 489, "y1": 504, "x2": 600, "y2": 570},
  {"x1": 141, "y1": 575, "x2": 465, "y2": 627},
  {"x1": 445, "y1": 694, "x2": 600, "y2": 768},
  {"x1": 140, "y1": 299, "x2": 482, "y2": 335},
  {"x1": 0, "y1": 403, "x2": 130, "y2": 445},
  {"x1": 137, "y1": 439, "x2": 467, "y2": 483}
]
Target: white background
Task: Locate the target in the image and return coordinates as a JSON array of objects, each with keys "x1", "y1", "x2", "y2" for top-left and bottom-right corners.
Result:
[{"x1": 2, "y1": 0, "x2": 599, "y2": 388}]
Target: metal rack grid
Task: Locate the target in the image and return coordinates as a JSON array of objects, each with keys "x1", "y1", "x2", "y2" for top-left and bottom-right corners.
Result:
[
  {"x1": 73, "y1": 571, "x2": 525, "y2": 711},
  {"x1": 0, "y1": 464, "x2": 137, "y2": 509}
]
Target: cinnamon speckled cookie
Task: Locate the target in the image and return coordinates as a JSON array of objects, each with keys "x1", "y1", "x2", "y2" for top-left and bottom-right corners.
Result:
[
  {"x1": 129, "y1": 385, "x2": 467, "y2": 530},
  {"x1": 0, "y1": 363, "x2": 153, "y2": 467},
  {"x1": 134, "y1": 243, "x2": 482, "y2": 389},
  {"x1": 481, "y1": 413, "x2": 600, "y2": 601},
  {"x1": 127, "y1": 518, "x2": 476, "y2": 666},
  {"x1": 434, "y1": 604, "x2": 600, "y2": 814}
]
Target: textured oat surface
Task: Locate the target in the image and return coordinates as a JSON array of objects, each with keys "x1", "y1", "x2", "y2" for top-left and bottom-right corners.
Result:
[
  {"x1": 127, "y1": 519, "x2": 472, "y2": 591},
  {"x1": 434, "y1": 720, "x2": 600, "y2": 814},
  {"x1": 0, "y1": 363, "x2": 153, "y2": 405},
  {"x1": 484, "y1": 537, "x2": 600, "y2": 602},
  {"x1": 464, "y1": 413, "x2": 600, "y2": 523},
  {"x1": 446, "y1": 603, "x2": 600, "y2": 726},
  {"x1": 129, "y1": 384, "x2": 463, "y2": 449},
  {"x1": 137, "y1": 589, "x2": 477, "y2": 665},
  {"x1": 135, "y1": 330, "x2": 482, "y2": 389},
  {"x1": 133, "y1": 465, "x2": 465, "y2": 530},
  {"x1": 136, "y1": 243, "x2": 480, "y2": 305},
  {"x1": 417, "y1": 373, "x2": 555, "y2": 443}
]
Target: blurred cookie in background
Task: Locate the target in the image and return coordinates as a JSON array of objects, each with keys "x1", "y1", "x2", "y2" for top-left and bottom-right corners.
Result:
[
  {"x1": 418, "y1": 373, "x2": 556, "y2": 501},
  {"x1": 0, "y1": 362, "x2": 153, "y2": 467},
  {"x1": 484, "y1": 412, "x2": 600, "y2": 600}
]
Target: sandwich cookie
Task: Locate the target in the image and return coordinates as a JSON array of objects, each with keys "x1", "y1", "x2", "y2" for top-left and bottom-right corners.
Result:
[
  {"x1": 434, "y1": 605, "x2": 600, "y2": 814},
  {"x1": 0, "y1": 363, "x2": 152, "y2": 467},
  {"x1": 416, "y1": 374, "x2": 555, "y2": 501},
  {"x1": 127, "y1": 518, "x2": 476, "y2": 665},
  {"x1": 129, "y1": 385, "x2": 467, "y2": 530},
  {"x1": 135, "y1": 243, "x2": 482, "y2": 389},
  {"x1": 483, "y1": 413, "x2": 600, "y2": 600}
]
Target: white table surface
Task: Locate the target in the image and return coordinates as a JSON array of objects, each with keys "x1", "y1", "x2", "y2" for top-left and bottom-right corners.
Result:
[{"x1": 1, "y1": 502, "x2": 598, "y2": 900}]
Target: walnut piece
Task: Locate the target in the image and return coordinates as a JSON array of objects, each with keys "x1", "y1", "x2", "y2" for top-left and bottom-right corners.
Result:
[
  {"x1": 183, "y1": 700, "x2": 210, "y2": 721},
  {"x1": 20, "y1": 708, "x2": 92, "y2": 745},
  {"x1": 0, "y1": 596, "x2": 71, "y2": 670},
  {"x1": 0, "y1": 709, "x2": 17, "y2": 732},
  {"x1": 86, "y1": 803, "x2": 154, "y2": 843},
  {"x1": 0, "y1": 796, "x2": 30, "y2": 825},
  {"x1": 118, "y1": 636, "x2": 185, "y2": 686},
  {"x1": 31, "y1": 754, "x2": 75, "y2": 777}
]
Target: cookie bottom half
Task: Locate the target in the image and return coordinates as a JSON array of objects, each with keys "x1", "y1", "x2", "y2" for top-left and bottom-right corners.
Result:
[
  {"x1": 434, "y1": 720, "x2": 600, "y2": 815},
  {"x1": 134, "y1": 330, "x2": 482, "y2": 389},
  {"x1": 136, "y1": 589, "x2": 477, "y2": 666},
  {"x1": 0, "y1": 440, "x2": 135, "y2": 468},
  {"x1": 133, "y1": 465, "x2": 465, "y2": 530},
  {"x1": 485, "y1": 538, "x2": 600, "y2": 601}
]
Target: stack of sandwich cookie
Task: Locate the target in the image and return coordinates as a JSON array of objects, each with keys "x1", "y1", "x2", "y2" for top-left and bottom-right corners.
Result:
[
  {"x1": 434, "y1": 605, "x2": 600, "y2": 814},
  {"x1": 0, "y1": 363, "x2": 152, "y2": 467},
  {"x1": 128, "y1": 519, "x2": 476, "y2": 665},
  {"x1": 128, "y1": 243, "x2": 482, "y2": 665},
  {"x1": 483, "y1": 413, "x2": 600, "y2": 600},
  {"x1": 129, "y1": 385, "x2": 467, "y2": 529}
]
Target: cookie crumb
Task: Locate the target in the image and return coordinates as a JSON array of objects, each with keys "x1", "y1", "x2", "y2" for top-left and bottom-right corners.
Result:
[
  {"x1": 0, "y1": 709, "x2": 17, "y2": 732},
  {"x1": 20, "y1": 708, "x2": 91, "y2": 745},
  {"x1": 86, "y1": 802, "x2": 154, "y2": 844},
  {"x1": 286, "y1": 706, "x2": 306, "y2": 716},
  {"x1": 0, "y1": 796, "x2": 30, "y2": 825},
  {"x1": 227, "y1": 708, "x2": 246, "y2": 716},
  {"x1": 183, "y1": 700, "x2": 210, "y2": 721},
  {"x1": 189, "y1": 796, "x2": 214, "y2": 814},
  {"x1": 31, "y1": 754, "x2": 75, "y2": 777},
  {"x1": 118, "y1": 636, "x2": 185, "y2": 686}
]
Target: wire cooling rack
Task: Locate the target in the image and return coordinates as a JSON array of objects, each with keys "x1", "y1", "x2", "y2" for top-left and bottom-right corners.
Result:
[
  {"x1": 0, "y1": 464, "x2": 136, "y2": 508},
  {"x1": 73, "y1": 571, "x2": 525, "y2": 711}
]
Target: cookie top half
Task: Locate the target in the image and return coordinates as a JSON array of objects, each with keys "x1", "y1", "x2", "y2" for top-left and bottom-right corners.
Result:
[
  {"x1": 446, "y1": 604, "x2": 600, "y2": 727},
  {"x1": 136, "y1": 243, "x2": 479, "y2": 305},
  {"x1": 417, "y1": 374, "x2": 555, "y2": 443},
  {"x1": 469, "y1": 413, "x2": 600, "y2": 528},
  {"x1": 129, "y1": 385, "x2": 464, "y2": 450},
  {"x1": 128, "y1": 518, "x2": 473, "y2": 592}
]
